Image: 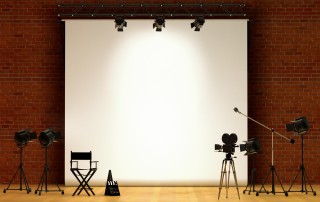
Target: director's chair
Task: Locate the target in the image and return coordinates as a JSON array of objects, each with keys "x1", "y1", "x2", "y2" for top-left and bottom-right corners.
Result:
[{"x1": 70, "y1": 151, "x2": 98, "y2": 196}]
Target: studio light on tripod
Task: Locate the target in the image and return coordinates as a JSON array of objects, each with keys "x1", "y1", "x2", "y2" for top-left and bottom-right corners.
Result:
[
  {"x1": 115, "y1": 16, "x2": 127, "y2": 32},
  {"x1": 39, "y1": 129, "x2": 61, "y2": 147},
  {"x1": 4, "y1": 129, "x2": 36, "y2": 193},
  {"x1": 240, "y1": 138, "x2": 260, "y2": 155},
  {"x1": 286, "y1": 116, "x2": 309, "y2": 135},
  {"x1": 241, "y1": 138, "x2": 260, "y2": 195},
  {"x1": 191, "y1": 16, "x2": 205, "y2": 31},
  {"x1": 15, "y1": 129, "x2": 37, "y2": 147},
  {"x1": 35, "y1": 128, "x2": 64, "y2": 195}
]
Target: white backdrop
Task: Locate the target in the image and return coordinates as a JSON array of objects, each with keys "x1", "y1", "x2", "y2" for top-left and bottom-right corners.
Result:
[{"x1": 65, "y1": 19, "x2": 248, "y2": 186}]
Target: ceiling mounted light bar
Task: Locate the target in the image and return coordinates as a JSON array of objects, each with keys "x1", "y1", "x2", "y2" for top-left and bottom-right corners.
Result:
[{"x1": 57, "y1": 3, "x2": 246, "y2": 19}]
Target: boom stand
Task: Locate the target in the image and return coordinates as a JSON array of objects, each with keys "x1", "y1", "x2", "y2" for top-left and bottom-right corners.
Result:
[
  {"x1": 287, "y1": 132, "x2": 316, "y2": 195},
  {"x1": 3, "y1": 147, "x2": 31, "y2": 193},
  {"x1": 256, "y1": 129, "x2": 288, "y2": 196},
  {"x1": 218, "y1": 153, "x2": 240, "y2": 200},
  {"x1": 234, "y1": 108, "x2": 291, "y2": 196},
  {"x1": 35, "y1": 147, "x2": 64, "y2": 195}
]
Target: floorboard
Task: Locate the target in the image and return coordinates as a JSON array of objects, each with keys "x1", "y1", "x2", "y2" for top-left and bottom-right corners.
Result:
[{"x1": 0, "y1": 185, "x2": 318, "y2": 202}]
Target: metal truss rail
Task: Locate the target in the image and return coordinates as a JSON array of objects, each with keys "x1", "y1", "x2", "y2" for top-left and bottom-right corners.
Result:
[{"x1": 57, "y1": 2, "x2": 246, "y2": 19}]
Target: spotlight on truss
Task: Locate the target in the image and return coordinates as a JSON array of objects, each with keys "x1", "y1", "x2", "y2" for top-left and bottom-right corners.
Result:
[
  {"x1": 115, "y1": 16, "x2": 127, "y2": 32},
  {"x1": 191, "y1": 16, "x2": 205, "y2": 31},
  {"x1": 153, "y1": 16, "x2": 165, "y2": 32}
]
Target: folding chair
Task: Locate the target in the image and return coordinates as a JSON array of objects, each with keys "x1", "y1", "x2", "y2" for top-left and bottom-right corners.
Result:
[{"x1": 70, "y1": 151, "x2": 98, "y2": 196}]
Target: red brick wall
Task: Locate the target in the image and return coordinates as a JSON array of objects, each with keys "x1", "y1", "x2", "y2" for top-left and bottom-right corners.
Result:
[
  {"x1": 247, "y1": 1, "x2": 320, "y2": 184},
  {"x1": 1, "y1": 0, "x2": 320, "y2": 184},
  {"x1": 0, "y1": 1, "x2": 65, "y2": 184}
]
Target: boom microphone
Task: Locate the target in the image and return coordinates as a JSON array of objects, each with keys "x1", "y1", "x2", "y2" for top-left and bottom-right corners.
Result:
[{"x1": 233, "y1": 107, "x2": 239, "y2": 113}]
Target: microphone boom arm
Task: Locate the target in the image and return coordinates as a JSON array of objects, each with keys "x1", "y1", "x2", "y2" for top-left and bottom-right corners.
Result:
[
  {"x1": 234, "y1": 107, "x2": 293, "y2": 143},
  {"x1": 234, "y1": 107, "x2": 293, "y2": 196}
]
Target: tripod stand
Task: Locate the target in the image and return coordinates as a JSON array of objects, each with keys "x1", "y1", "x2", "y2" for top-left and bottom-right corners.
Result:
[
  {"x1": 3, "y1": 147, "x2": 31, "y2": 193},
  {"x1": 218, "y1": 153, "x2": 240, "y2": 199},
  {"x1": 256, "y1": 156, "x2": 288, "y2": 196},
  {"x1": 243, "y1": 154, "x2": 260, "y2": 195},
  {"x1": 35, "y1": 147, "x2": 64, "y2": 195},
  {"x1": 287, "y1": 132, "x2": 316, "y2": 195},
  {"x1": 234, "y1": 108, "x2": 292, "y2": 196}
]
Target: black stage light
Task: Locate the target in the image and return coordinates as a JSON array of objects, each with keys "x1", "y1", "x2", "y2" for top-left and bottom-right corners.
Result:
[
  {"x1": 15, "y1": 129, "x2": 37, "y2": 147},
  {"x1": 39, "y1": 129, "x2": 61, "y2": 147},
  {"x1": 4, "y1": 129, "x2": 37, "y2": 193},
  {"x1": 153, "y1": 16, "x2": 165, "y2": 31},
  {"x1": 35, "y1": 128, "x2": 64, "y2": 195},
  {"x1": 191, "y1": 16, "x2": 205, "y2": 31},
  {"x1": 286, "y1": 116, "x2": 316, "y2": 195},
  {"x1": 240, "y1": 138, "x2": 260, "y2": 155},
  {"x1": 215, "y1": 133, "x2": 238, "y2": 154},
  {"x1": 115, "y1": 16, "x2": 127, "y2": 32},
  {"x1": 241, "y1": 138, "x2": 260, "y2": 195},
  {"x1": 286, "y1": 116, "x2": 309, "y2": 135}
]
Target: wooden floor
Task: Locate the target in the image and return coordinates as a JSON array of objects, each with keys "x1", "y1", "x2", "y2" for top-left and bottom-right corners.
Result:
[{"x1": 0, "y1": 185, "x2": 319, "y2": 202}]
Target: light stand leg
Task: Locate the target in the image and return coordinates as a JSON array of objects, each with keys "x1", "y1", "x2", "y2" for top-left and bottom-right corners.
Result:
[
  {"x1": 243, "y1": 155, "x2": 258, "y2": 195},
  {"x1": 303, "y1": 166, "x2": 306, "y2": 192},
  {"x1": 303, "y1": 169, "x2": 316, "y2": 195},
  {"x1": 256, "y1": 166, "x2": 270, "y2": 195},
  {"x1": 287, "y1": 165, "x2": 302, "y2": 192},
  {"x1": 287, "y1": 134, "x2": 316, "y2": 195},
  {"x1": 35, "y1": 165, "x2": 46, "y2": 195},
  {"x1": 3, "y1": 147, "x2": 31, "y2": 193},
  {"x1": 35, "y1": 147, "x2": 64, "y2": 195},
  {"x1": 21, "y1": 166, "x2": 31, "y2": 192},
  {"x1": 246, "y1": 168, "x2": 255, "y2": 194}
]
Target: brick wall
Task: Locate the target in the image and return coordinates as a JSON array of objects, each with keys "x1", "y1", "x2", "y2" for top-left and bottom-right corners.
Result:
[
  {"x1": 0, "y1": 0, "x2": 64, "y2": 184},
  {"x1": 247, "y1": 1, "x2": 320, "y2": 184},
  {"x1": 1, "y1": 0, "x2": 320, "y2": 184}
]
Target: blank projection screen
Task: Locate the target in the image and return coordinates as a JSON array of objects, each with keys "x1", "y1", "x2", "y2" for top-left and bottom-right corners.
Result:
[{"x1": 65, "y1": 19, "x2": 248, "y2": 186}]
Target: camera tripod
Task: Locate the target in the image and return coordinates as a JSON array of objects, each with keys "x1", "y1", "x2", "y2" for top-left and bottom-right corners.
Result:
[
  {"x1": 218, "y1": 153, "x2": 240, "y2": 199},
  {"x1": 3, "y1": 147, "x2": 31, "y2": 193},
  {"x1": 287, "y1": 132, "x2": 316, "y2": 195},
  {"x1": 35, "y1": 147, "x2": 64, "y2": 195}
]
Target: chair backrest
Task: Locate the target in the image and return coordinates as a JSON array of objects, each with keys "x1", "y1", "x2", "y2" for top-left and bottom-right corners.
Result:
[{"x1": 71, "y1": 151, "x2": 92, "y2": 161}]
